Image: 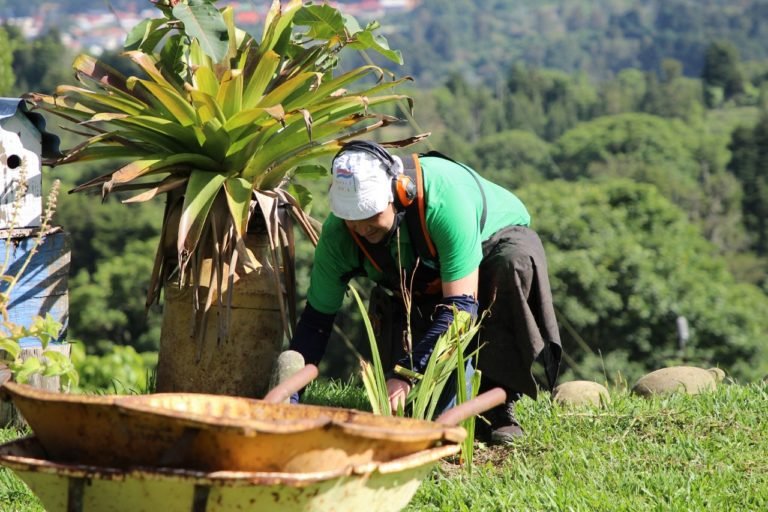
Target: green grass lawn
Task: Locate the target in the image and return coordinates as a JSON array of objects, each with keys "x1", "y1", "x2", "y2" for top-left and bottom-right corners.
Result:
[{"x1": 1, "y1": 380, "x2": 766, "y2": 511}]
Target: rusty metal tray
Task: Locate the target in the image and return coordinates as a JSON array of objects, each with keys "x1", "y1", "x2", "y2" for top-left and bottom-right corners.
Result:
[{"x1": 1, "y1": 382, "x2": 469, "y2": 472}]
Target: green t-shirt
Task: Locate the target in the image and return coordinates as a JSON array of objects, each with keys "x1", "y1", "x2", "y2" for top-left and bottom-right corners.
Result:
[{"x1": 306, "y1": 155, "x2": 530, "y2": 314}]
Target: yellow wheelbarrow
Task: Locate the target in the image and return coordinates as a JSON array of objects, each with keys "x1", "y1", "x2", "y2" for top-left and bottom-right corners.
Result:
[
  {"x1": 0, "y1": 436, "x2": 459, "y2": 512},
  {"x1": 0, "y1": 377, "x2": 505, "y2": 511},
  {"x1": 0, "y1": 368, "x2": 499, "y2": 473}
]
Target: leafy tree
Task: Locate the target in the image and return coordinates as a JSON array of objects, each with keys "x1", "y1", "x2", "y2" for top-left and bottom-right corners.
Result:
[
  {"x1": 385, "y1": 0, "x2": 768, "y2": 87},
  {"x1": 599, "y1": 68, "x2": 647, "y2": 116},
  {"x1": 641, "y1": 59, "x2": 705, "y2": 120},
  {"x1": 702, "y1": 40, "x2": 746, "y2": 105},
  {"x1": 552, "y1": 112, "x2": 746, "y2": 252},
  {"x1": 554, "y1": 113, "x2": 700, "y2": 182},
  {"x1": 54, "y1": 192, "x2": 162, "y2": 276},
  {"x1": 69, "y1": 238, "x2": 162, "y2": 354},
  {"x1": 7, "y1": 27, "x2": 73, "y2": 94},
  {"x1": 441, "y1": 133, "x2": 478, "y2": 164},
  {"x1": 467, "y1": 130, "x2": 556, "y2": 189},
  {"x1": 427, "y1": 73, "x2": 505, "y2": 144},
  {"x1": 520, "y1": 179, "x2": 768, "y2": 382},
  {"x1": 727, "y1": 115, "x2": 768, "y2": 255},
  {"x1": 0, "y1": 26, "x2": 14, "y2": 95},
  {"x1": 505, "y1": 65, "x2": 598, "y2": 140}
]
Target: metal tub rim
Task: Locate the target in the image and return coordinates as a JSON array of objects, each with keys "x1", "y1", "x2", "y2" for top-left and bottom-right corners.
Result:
[{"x1": 0, "y1": 436, "x2": 459, "y2": 486}]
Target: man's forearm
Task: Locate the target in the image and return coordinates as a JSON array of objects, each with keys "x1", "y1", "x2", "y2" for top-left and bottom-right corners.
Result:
[
  {"x1": 289, "y1": 302, "x2": 336, "y2": 366},
  {"x1": 394, "y1": 294, "x2": 478, "y2": 376}
]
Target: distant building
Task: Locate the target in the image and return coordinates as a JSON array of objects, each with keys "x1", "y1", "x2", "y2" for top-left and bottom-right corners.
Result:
[
  {"x1": 1, "y1": 0, "x2": 419, "y2": 54},
  {"x1": 381, "y1": 0, "x2": 420, "y2": 9}
]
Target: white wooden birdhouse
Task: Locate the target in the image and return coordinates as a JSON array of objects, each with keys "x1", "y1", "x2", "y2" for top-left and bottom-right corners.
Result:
[
  {"x1": 0, "y1": 98, "x2": 67, "y2": 352},
  {"x1": 0, "y1": 98, "x2": 44, "y2": 229}
]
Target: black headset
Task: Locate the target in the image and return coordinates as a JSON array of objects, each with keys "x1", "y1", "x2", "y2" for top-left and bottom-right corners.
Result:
[{"x1": 332, "y1": 140, "x2": 417, "y2": 210}]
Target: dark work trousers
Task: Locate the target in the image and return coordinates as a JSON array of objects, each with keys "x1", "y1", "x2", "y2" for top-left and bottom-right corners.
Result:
[{"x1": 368, "y1": 225, "x2": 562, "y2": 401}]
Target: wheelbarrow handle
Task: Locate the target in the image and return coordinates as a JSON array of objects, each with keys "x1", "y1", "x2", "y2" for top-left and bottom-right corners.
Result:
[
  {"x1": 435, "y1": 387, "x2": 507, "y2": 426},
  {"x1": 263, "y1": 364, "x2": 319, "y2": 404}
]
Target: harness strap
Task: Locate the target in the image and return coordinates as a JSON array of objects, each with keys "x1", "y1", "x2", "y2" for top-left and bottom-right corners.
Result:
[{"x1": 401, "y1": 153, "x2": 437, "y2": 260}]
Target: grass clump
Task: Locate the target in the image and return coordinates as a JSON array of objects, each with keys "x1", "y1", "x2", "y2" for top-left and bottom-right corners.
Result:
[{"x1": 409, "y1": 381, "x2": 768, "y2": 511}]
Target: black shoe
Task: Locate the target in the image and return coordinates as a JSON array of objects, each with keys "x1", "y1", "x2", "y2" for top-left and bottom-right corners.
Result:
[{"x1": 476, "y1": 401, "x2": 524, "y2": 445}]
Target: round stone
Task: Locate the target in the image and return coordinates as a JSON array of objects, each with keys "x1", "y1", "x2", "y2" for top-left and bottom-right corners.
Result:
[
  {"x1": 631, "y1": 366, "x2": 725, "y2": 397},
  {"x1": 553, "y1": 380, "x2": 611, "y2": 407}
]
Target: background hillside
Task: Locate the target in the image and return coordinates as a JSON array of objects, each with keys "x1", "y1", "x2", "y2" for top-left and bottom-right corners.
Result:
[
  {"x1": 1, "y1": 0, "x2": 767, "y2": 390},
  {"x1": 385, "y1": 0, "x2": 768, "y2": 85}
]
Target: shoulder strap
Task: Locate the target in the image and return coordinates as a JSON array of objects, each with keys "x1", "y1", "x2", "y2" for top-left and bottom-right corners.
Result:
[
  {"x1": 346, "y1": 227, "x2": 394, "y2": 274},
  {"x1": 401, "y1": 154, "x2": 437, "y2": 261}
]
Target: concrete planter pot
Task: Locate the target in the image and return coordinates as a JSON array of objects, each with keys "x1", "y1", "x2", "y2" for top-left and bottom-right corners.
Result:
[{"x1": 155, "y1": 232, "x2": 284, "y2": 399}]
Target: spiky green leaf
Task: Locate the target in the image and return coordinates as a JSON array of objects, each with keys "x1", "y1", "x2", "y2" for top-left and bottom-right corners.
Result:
[
  {"x1": 255, "y1": 143, "x2": 342, "y2": 189},
  {"x1": 122, "y1": 175, "x2": 188, "y2": 204},
  {"x1": 286, "y1": 182, "x2": 314, "y2": 209},
  {"x1": 192, "y1": 66, "x2": 220, "y2": 98},
  {"x1": 257, "y1": 72, "x2": 321, "y2": 110},
  {"x1": 135, "y1": 79, "x2": 197, "y2": 127},
  {"x1": 200, "y1": 119, "x2": 230, "y2": 163},
  {"x1": 73, "y1": 54, "x2": 133, "y2": 95},
  {"x1": 217, "y1": 69, "x2": 244, "y2": 119},
  {"x1": 222, "y1": 107, "x2": 272, "y2": 134},
  {"x1": 178, "y1": 170, "x2": 227, "y2": 254},
  {"x1": 293, "y1": 164, "x2": 327, "y2": 179},
  {"x1": 55, "y1": 86, "x2": 144, "y2": 116},
  {"x1": 242, "y1": 50, "x2": 281, "y2": 109},
  {"x1": 190, "y1": 90, "x2": 226, "y2": 125},
  {"x1": 108, "y1": 115, "x2": 202, "y2": 150},
  {"x1": 260, "y1": 0, "x2": 302, "y2": 54},
  {"x1": 224, "y1": 177, "x2": 252, "y2": 236},
  {"x1": 125, "y1": 51, "x2": 179, "y2": 92}
]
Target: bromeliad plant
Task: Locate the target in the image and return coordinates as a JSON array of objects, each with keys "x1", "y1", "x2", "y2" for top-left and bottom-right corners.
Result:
[{"x1": 25, "y1": 0, "x2": 422, "y2": 337}]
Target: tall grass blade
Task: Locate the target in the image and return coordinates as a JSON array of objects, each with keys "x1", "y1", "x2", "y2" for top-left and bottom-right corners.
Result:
[{"x1": 348, "y1": 284, "x2": 390, "y2": 415}]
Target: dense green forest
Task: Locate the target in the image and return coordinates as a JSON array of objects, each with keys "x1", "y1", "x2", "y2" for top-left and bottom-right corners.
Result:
[
  {"x1": 386, "y1": 0, "x2": 768, "y2": 85},
  {"x1": 1, "y1": 0, "x2": 767, "y2": 387}
]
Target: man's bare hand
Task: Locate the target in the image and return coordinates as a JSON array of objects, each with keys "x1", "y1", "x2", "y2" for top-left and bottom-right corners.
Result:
[{"x1": 386, "y1": 377, "x2": 411, "y2": 414}]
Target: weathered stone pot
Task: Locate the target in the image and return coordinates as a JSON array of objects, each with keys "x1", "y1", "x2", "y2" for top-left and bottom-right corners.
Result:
[
  {"x1": 631, "y1": 366, "x2": 725, "y2": 397},
  {"x1": 553, "y1": 380, "x2": 610, "y2": 407},
  {"x1": 155, "y1": 233, "x2": 283, "y2": 399}
]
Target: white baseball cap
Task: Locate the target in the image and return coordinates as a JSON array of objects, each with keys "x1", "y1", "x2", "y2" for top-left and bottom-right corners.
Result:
[{"x1": 329, "y1": 150, "x2": 403, "y2": 220}]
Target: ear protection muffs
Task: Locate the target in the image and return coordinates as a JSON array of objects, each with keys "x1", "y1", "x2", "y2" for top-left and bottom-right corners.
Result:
[{"x1": 332, "y1": 140, "x2": 417, "y2": 210}]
